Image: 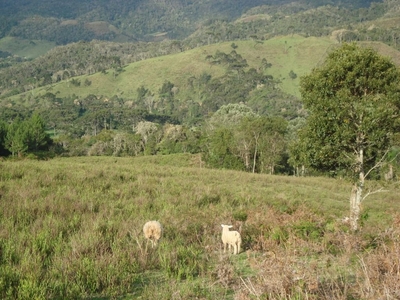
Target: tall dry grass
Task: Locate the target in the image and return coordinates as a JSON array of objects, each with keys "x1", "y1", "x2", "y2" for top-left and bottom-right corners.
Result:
[{"x1": 0, "y1": 154, "x2": 399, "y2": 299}]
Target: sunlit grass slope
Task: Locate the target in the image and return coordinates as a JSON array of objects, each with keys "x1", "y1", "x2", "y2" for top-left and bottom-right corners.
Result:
[
  {"x1": 12, "y1": 35, "x2": 337, "y2": 101},
  {"x1": 1, "y1": 154, "x2": 400, "y2": 298},
  {"x1": 9, "y1": 36, "x2": 400, "y2": 103}
]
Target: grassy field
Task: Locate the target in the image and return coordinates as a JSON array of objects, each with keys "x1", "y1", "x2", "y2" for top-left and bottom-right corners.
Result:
[
  {"x1": 0, "y1": 36, "x2": 56, "y2": 59},
  {"x1": 1, "y1": 154, "x2": 399, "y2": 299}
]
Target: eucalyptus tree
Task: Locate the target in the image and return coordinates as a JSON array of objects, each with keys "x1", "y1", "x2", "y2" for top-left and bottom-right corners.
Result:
[
  {"x1": 299, "y1": 43, "x2": 400, "y2": 230},
  {"x1": 203, "y1": 103, "x2": 256, "y2": 170},
  {"x1": 257, "y1": 117, "x2": 288, "y2": 174},
  {"x1": 236, "y1": 116, "x2": 287, "y2": 174}
]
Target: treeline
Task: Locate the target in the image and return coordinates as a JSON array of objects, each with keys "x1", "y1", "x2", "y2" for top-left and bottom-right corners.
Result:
[
  {"x1": 185, "y1": 2, "x2": 396, "y2": 48},
  {"x1": 0, "y1": 51, "x2": 303, "y2": 174},
  {"x1": 8, "y1": 17, "x2": 106, "y2": 45},
  {"x1": 0, "y1": 103, "x2": 297, "y2": 175}
]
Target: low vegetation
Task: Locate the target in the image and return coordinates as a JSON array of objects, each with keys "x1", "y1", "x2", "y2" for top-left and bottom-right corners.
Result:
[{"x1": 1, "y1": 155, "x2": 399, "y2": 299}]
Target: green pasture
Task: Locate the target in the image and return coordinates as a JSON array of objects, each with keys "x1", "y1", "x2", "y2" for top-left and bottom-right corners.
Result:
[
  {"x1": 0, "y1": 36, "x2": 55, "y2": 59},
  {"x1": 0, "y1": 154, "x2": 399, "y2": 299}
]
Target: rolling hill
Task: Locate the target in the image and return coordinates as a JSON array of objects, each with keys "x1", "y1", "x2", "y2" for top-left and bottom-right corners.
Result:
[{"x1": 5, "y1": 36, "x2": 400, "y2": 104}]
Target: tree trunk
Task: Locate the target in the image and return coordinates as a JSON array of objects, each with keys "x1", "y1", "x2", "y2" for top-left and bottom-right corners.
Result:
[
  {"x1": 252, "y1": 132, "x2": 261, "y2": 174},
  {"x1": 384, "y1": 164, "x2": 393, "y2": 181},
  {"x1": 350, "y1": 147, "x2": 365, "y2": 231},
  {"x1": 349, "y1": 184, "x2": 362, "y2": 231}
]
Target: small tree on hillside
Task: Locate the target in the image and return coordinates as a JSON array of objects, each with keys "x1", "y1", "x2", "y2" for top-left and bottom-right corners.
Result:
[
  {"x1": 5, "y1": 118, "x2": 28, "y2": 157},
  {"x1": 0, "y1": 120, "x2": 9, "y2": 156},
  {"x1": 26, "y1": 113, "x2": 52, "y2": 152},
  {"x1": 299, "y1": 43, "x2": 400, "y2": 231}
]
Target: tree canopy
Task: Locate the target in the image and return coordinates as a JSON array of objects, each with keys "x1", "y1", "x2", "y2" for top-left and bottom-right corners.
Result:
[
  {"x1": 299, "y1": 43, "x2": 400, "y2": 178},
  {"x1": 299, "y1": 43, "x2": 400, "y2": 230}
]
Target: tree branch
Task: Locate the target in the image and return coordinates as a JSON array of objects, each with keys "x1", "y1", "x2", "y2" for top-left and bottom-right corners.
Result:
[
  {"x1": 362, "y1": 187, "x2": 388, "y2": 202},
  {"x1": 364, "y1": 149, "x2": 389, "y2": 179}
]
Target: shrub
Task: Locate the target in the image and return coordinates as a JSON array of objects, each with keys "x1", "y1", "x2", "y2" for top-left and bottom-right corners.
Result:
[
  {"x1": 159, "y1": 244, "x2": 205, "y2": 280},
  {"x1": 292, "y1": 221, "x2": 324, "y2": 241}
]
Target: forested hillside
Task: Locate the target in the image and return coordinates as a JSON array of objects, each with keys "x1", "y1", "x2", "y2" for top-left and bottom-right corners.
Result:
[
  {"x1": 0, "y1": 0, "x2": 379, "y2": 44},
  {"x1": 1, "y1": 0, "x2": 399, "y2": 95},
  {"x1": 1, "y1": 0, "x2": 400, "y2": 179}
]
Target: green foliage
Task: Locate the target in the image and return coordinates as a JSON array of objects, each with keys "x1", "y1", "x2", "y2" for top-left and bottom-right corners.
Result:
[
  {"x1": 299, "y1": 43, "x2": 400, "y2": 177},
  {"x1": 27, "y1": 113, "x2": 52, "y2": 152},
  {"x1": 3, "y1": 114, "x2": 52, "y2": 157},
  {"x1": 0, "y1": 266, "x2": 20, "y2": 299},
  {"x1": 289, "y1": 70, "x2": 297, "y2": 79},
  {"x1": 70, "y1": 78, "x2": 81, "y2": 87},
  {"x1": 293, "y1": 221, "x2": 324, "y2": 241},
  {"x1": 4, "y1": 117, "x2": 28, "y2": 157},
  {"x1": 209, "y1": 103, "x2": 257, "y2": 127},
  {"x1": 233, "y1": 210, "x2": 248, "y2": 222},
  {"x1": 159, "y1": 244, "x2": 205, "y2": 280},
  {"x1": 0, "y1": 120, "x2": 9, "y2": 156},
  {"x1": 203, "y1": 105, "x2": 289, "y2": 173},
  {"x1": 203, "y1": 127, "x2": 244, "y2": 171}
]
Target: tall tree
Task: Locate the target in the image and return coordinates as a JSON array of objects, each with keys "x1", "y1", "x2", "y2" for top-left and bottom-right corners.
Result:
[
  {"x1": 258, "y1": 117, "x2": 288, "y2": 175},
  {"x1": 204, "y1": 103, "x2": 256, "y2": 170},
  {"x1": 0, "y1": 120, "x2": 9, "y2": 156},
  {"x1": 235, "y1": 116, "x2": 287, "y2": 173},
  {"x1": 299, "y1": 43, "x2": 400, "y2": 230},
  {"x1": 26, "y1": 113, "x2": 51, "y2": 152},
  {"x1": 5, "y1": 118, "x2": 28, "y2": 157}
]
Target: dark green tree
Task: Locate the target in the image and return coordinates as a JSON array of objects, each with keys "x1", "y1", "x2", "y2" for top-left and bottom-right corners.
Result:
[
  {"x1": 26, "y1": 113, "x2": 52, "y2": 152},
  {"x1": 5, "y1": 118, "x2": 28, "y2": 157},
  {"x1": 0, "y1": 120, "x2": 9, "y2": 156},
  {"x1": 289, "y1": 70, "x2": 297, "y2": 79},
  {"x1": 203, "y1": 127, "x2": 243, "y2": 171},
  {"x1": 299, "y1": 43, "x2": 400, "y2": 230}
]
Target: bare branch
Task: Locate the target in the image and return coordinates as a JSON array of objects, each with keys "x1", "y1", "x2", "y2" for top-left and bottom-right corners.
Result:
[
  {"x1": 388, "y1": 150, "x2": 400, "y2": 164},
  {"x1": 364, "y1": 149, "x2": 389, "y2": 179},
  {"x1": 362, "y1": 187, "x2": 388, "y2": 202}
]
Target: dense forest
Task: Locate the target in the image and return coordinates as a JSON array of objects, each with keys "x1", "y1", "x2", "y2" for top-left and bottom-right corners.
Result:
[
  {"x1": 0, "y1": 0, "x2": 400, "y2": 178},
  {"x1": 0, "y1": 0, "x2": 380, "y2": 43}
]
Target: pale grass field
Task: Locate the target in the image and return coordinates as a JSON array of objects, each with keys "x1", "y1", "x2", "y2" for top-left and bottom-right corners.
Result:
[{"x1": 0, "y1": 36, "x2": 56, "y2": 59}]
